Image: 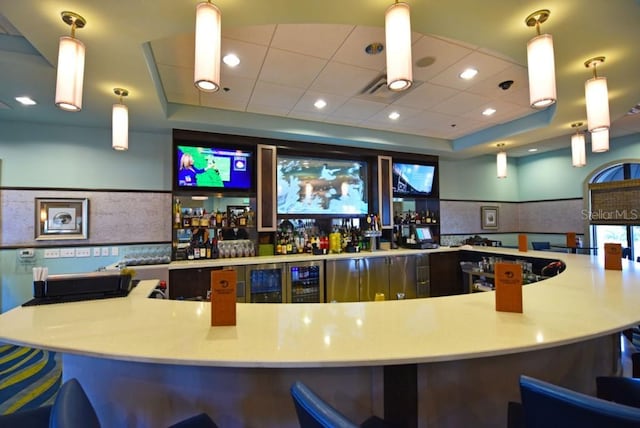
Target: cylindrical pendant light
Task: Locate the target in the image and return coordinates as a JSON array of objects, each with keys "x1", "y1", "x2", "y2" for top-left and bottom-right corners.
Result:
[
  {"x1": 496, "y1": 143, "x2": 507, "y2": 179},
  {"x1": 194, "y1": 1, "x2": 221, "y2": 92},
  {"x1": 584, "y1": 57, "x2": 610, "y2": 133},
  {"x1": 591, "y1": 128, "x2": 609, "y2": 153},
  {"x1": 525, "y1": 10, "x2": 556, "y2": 109},
  {"x1": 570, "y1": 122, "x2": 586, "y2": 167},
  {"x1": 55, "y1": 11, "x2": 86, "y2": 112},
  {"x1": 112, "y1": 88, "x2": 129, "y2": 151},
  {"x1": 385, "y1": 1, "x2": 412, "y2": 91}
]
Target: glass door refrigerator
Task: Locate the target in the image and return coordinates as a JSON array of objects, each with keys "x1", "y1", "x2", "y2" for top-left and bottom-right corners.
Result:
[
  {"x1": 246, "y1": 263, "x2": 285, "y2": 303},
  {"x1": 286, "y1": 261, "x2": 324, "y2": 303}
]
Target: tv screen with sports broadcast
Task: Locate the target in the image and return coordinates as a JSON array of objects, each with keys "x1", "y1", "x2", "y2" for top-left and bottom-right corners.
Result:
[{"x1": 175, "y1": 144, "x2": 253, "y2": 191}]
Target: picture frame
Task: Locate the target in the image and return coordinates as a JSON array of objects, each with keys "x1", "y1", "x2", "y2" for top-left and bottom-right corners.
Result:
[
  {"x1": 35, "y1": 198, "x2": 88, "y2": 240},
  {"x1": 481, "y1": 206, "x2": 499, "y2": 230}
]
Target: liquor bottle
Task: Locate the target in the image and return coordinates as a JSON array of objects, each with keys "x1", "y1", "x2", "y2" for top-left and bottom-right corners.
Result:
[
  {"x1": 205, "y1": 238, "x2": 212, "y2": 259},
  {"x1": 174, "y1": 198, "x2": 182, "y2": 228}
]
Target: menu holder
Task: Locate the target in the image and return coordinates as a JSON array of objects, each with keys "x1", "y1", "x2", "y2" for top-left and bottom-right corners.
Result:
[
  {"x1": 604, "y1": 243, "x2": 622, "y2": 271},
  {"x1": 566, "y1": 232, "x2": 576, "y2": 249},
  {"x1": 211, "y1": 269, "x2": 237, "y2": 326},
  {"x1": 518, "y1": 234, "x2": 528, "y2": 252},
  {"x1": 494, "y1": 262, "x2": 523, "y2": 313}
]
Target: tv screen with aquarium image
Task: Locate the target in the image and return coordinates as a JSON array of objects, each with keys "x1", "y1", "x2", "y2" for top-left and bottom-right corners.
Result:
[
  {"x1": 175, "y1": 144, "x2": 253, "y2": 191},
  {"x1": 277, "y1": 155, "x2": 368, "y2": 215}
]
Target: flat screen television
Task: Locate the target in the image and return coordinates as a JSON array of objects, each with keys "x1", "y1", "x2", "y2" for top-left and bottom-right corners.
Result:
[
  {"x1": 392, "y1": 161, "x2": 436, "y2": 197},
  {"x1": 277, "y1": 155, "x2": 368, "y2": 215},
  {"x1": 175, "y1": 144, "x2": 254, "y2": 191}
]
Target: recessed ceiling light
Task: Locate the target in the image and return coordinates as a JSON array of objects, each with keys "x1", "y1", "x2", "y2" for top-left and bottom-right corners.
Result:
[
  {"x1": 528, "y1": 148, "x2": 539, "y2": 152},
  {"x1": 223, "y1": 54, "x2": 240, "y2": 67},
  {"x1": 15, "y1": 96, "x2": 36, "y2": 106},
  {"x1": 314, "y1": 99, "x2": 327, "y2": 109},
  {"x1": 388, "y1": 111, "x2": 400, "y2": 120},
  {"x1": 482, "y1": 108, "x2": 496, "y2": 116},
  {"x1": 459, "y1": 68, "x2": 478, "y2": 80}
]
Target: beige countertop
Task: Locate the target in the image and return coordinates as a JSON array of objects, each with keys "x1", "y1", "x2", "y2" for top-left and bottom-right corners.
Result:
[{"x1": 1, "y1": 247, "x2": 638, "y2": 368}]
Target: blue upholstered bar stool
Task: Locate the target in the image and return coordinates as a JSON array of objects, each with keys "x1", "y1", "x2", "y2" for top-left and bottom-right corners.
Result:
[
  {"x1": 290, "y1": 381, "x2": 391, "y2": 428},
  {"x1": 531, "y1": 241, "x2": 551, "y2": 250},
  {"x1": 0, "y1": 378, "x2": 217, "y2": 428},
  {"x1": 519, "y1": 375, "x2": 640, "y2": 427}
]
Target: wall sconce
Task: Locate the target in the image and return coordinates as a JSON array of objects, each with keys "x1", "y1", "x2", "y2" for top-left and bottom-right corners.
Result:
[
  {"x1": 525, "y1": 9, "x2": 556, "y2": 109},
  {"x1": 194, "y1": 1, "x2": 221, "y2": 92},
  {"x1": 112, "y1": 88, "x2": 129, "y2": 151},
  {"x1": 570, "y1": 122, "x2": 586, "y2": 167},
  {"x1": 584, "y1": 56, "x2": 610, "y2": 133},
  {"x1": 385, "y1": 1, "x2": 412, "y2": 91},
  {"x1": 55, "y1": 11, "x2": 86, "y2": 111},
  {"x1": 591, "y1": 128, "x2": 609, "y2": 153},
  {"x1": 496, "y1": 143, "x2": 507, "y2": 179}
]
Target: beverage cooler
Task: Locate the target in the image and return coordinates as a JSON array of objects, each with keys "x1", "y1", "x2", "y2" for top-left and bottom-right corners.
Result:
[
  {"x1": 245, "y1": 261, "x2": 324, "y2": 303},
  {"x1": 286, "y1": 261, "x2": 324, "y2": 303},
  {"x1": 246, "y1": 263, "x2": 285, "y2": 303}
]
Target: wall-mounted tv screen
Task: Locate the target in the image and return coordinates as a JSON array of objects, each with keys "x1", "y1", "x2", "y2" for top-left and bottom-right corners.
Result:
[
  {"x1": 392, "y1": 162, "x2": 436, "y2": 197},
  {"x1": 175, "y1": 144, "x2": 253, "y2": 191},
  {"x1": 277, "y1": 155, "x2": 368, "y2": 215}
]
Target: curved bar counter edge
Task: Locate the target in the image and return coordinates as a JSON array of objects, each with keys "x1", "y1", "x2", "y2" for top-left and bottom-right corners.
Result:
[{"x1": 0, "y1": 246, "x2": 637, "y2": 428}]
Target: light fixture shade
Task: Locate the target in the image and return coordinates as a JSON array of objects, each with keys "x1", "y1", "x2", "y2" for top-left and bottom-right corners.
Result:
[
  {"x1": 385, "y1": 2, "x2": 412, "y2": 91},
  {"x1": 591, "y1": 128, "x2": 609, "y2": 153},
  {"x1": 194, "y1": 2, "x2": 221, "y2": 92},
  {"x1": 55, "y1": 36, "x2": 85, "y2": 111},
  {"x1": 497, "y1": 151, "x2": 507, "y2": 179},
  {"x1": 112, "y1": 103, "x2": 128, "y2": 151},
  {"x1": 571, "y1": 132, "x2": 586, "y2": 167},
  {"x1": 585, "y1": 76, "x2": 610, "y2": 132},
  {"x1": 526, "y1": 33, "x2": 556, "y2": 108}
]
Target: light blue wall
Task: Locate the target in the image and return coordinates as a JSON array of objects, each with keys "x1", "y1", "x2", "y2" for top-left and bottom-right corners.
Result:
[
  {"x1": 0, "y1": 120, "x2": 173, "y2": 311},
  {"x1": 0, "y1": 120, "x2": 172, "y2": 189},
  {"x1": 440, "y1": 134, "x2": 640, "y2": 202},
  {"x1": 518, "y1": 134, "x2": 640, "y2": 200},
  {"x1": 439, "y1": 155, "x2": 519, "y2": 201}
]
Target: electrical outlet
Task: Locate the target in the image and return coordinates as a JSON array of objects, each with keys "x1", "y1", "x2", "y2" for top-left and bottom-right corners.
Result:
[
  {"x1": 101, "y1": 247, "x2": 110, "y2": 256},
  {"x1": 44, "y1": 249, "x2": 60, "y2": 258},
  {"x1": 76, "y1": 248, "x2": 90, "y2": 257},
  {"x1": 60, "y1": 248, "x2": 75, "y2": 258},
  {"x1": 93, "y1": 247, "x2": 101, "y2": 257},
  {"x1": 111, "y1": 247, "x2": 119, "y2": 256}
]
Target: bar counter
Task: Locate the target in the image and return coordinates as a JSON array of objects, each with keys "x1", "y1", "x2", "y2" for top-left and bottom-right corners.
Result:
[{"x1": 0, "y1": 246, "x2": 638, "y2": 427}]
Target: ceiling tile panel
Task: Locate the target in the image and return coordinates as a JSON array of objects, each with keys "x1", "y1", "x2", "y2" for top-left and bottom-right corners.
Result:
[
  {"x1": 392, "y1": 82, "x2": 458, "y2": 110},
  {"x1": 220, "y1": 38, "x2": 268, "y2": 80},
  {"x1": 327, "y1": 98, "x2": 387, "y2": 121},
  {"x1": 331, "y1": 26, "x2": 386, "y2": 71},
  {"x1": 429, "y1": 51, "x2": 515, "y2": 91},
  {"x1": 290, "y1": 91, "x2": 349, "y2": 116},
  {"x1": 248, "y1": 81, "x2": 305, "y2": 111},
  {"x1": 271, "y1": 23, "x2": 354, "y2": 59},
  {"x1": 310, "y1": 62, "x2": 380, "y2": 96},
  {"x1": 222, "y1": 24, "x2": 276, "y2": 46},
  {"x1": 411, "y1": 34, "x2": 474, "y2": 82},
  {"x1": 429, "y1": 91, "x2": 491, "y2": 115},
  {"x1": 258, "y1": 48, "x2": 327, "y2": 88}
]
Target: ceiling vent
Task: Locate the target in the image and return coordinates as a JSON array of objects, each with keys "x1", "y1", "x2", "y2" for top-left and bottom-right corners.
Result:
[{"x1": 356, "y1": 73, "x2": 420, "y2": 103}]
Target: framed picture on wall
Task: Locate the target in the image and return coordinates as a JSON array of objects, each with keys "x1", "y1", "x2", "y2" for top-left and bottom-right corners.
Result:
[
  {"x1": 481, "y1": 206, "x2": 499, "y2": 230},
  {"x1": 35, "y1": 198, "x2": 88, "y2": 240}
]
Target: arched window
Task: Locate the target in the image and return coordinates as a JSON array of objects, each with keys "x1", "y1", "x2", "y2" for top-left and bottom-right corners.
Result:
[{"x1": 589, "y1": 162, "x2": 640, "y2": 261}]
